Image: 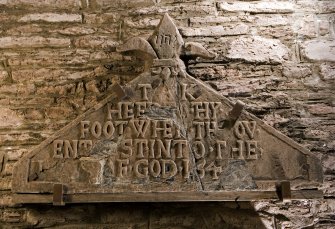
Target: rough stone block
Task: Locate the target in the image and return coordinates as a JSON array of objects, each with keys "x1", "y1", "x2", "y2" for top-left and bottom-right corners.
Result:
[
  {"x1": 6, "y1": 24, "x2": 43, "y2": 35},
  {"x1": 0, "y1": 176, "x2": 11, "y2": 190},
  {"x1": 93, "y1": 0, "x2": 155, "y2": 9},
  {"x1": 0, "y1": 194, "x2": 13, "y2": 207},
  {"x1": 0, "y1": 36, "x2": 71, "y2": 49},
  {"x1": 189, "y1": 16, "x2": 242, "y2": 26},
  {"x1": 12, "y1": 69, "x2": 93, "y2": 83},
  {"x1": 217, "y1": 1, "x2": 294, "y2": 13},
  {"x1": 307, "y1": 104, "x2": 335, "y2": 115},
  {"x1": 282, "y1": 63, "x2": 312, "y2": 79},
  {"x1": 0, "y1": 108, "x2": 22, "y2": 128},
  {"x1": 73, "y1": 35, "x2": 119, "y2": 49},
  {"x1": 19, "y1": 13, "x2": 82, "y2": 23},
  {"x1": 45, "y1": 106, "x2": 75, "y2": 120},
  {"x1": 254, "y1": 15, "x2": 289, "y2": 27},
  {"x1": 0, "y1": 70, "x2": 9, "y2": 82},
  {"x1": 83, "y1": 13, "x2": 118, "y2": 24},
  {"x1": 320, "y1": 63, "x2": 335, "y2": 80},
  {"x1": 55, "y1": 26, "x2": 96, "y2": 35},
  {"x1": 0, "y1": 0, "x2": 81, "y2": 9},
  {"x1": 124, "y1": 17, "x2": 161, "y2": 29},
  {"x1": 226, "y1": 36, "x2": 289, "y2": 63},
  {"x1": 302, "y1": 39, "x2": 335, "y2": 62},
  {"x1": 180, "y1": 24, "x2": 249, "y2": 37},
  {"x1": 6, "y1": 148, "x2": 26, "y2": 161}
]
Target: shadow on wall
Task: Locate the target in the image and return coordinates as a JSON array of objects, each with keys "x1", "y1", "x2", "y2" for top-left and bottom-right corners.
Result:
[{"x1": 19, "y1": 202, "x2": 270, "y2": 228}]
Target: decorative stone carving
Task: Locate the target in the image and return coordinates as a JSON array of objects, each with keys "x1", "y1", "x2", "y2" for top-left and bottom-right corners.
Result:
[{"x1": 12, "y1": 14, "x2": 322, "y2": 204}]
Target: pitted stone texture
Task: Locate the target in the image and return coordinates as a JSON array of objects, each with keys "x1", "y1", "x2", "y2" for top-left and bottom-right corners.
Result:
[
  {"x1": 302, "y1": 39, "x2": 335, "y2": 62},
  {"x1": 226, "y1": 36, "x2": 289, "y2": 64}
]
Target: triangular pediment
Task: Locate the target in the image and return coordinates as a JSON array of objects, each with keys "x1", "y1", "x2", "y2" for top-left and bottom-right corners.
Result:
[{"x1": 12, "y1": 14, "x2": 322, "y2": 204}]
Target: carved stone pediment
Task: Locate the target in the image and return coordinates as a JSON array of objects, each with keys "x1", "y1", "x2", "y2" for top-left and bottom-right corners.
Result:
[{"x1": 12, "y1": 14, "x2": 322, "y2": 204}]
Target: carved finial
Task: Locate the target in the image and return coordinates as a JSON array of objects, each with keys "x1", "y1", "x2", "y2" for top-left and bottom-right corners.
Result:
[
  {"x1": 148, "y1": 13, "x2": 184, "y2": 59},
  {"x1": 115, "y1": 13, "x2": 216, "y2": 62}
]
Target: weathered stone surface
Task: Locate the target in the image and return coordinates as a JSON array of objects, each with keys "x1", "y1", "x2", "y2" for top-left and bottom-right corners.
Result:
[
  {"x1": 180, "y1": 24, "x2": 249, "y2": 37},
  {"x1": 320, "y1": 63, "x2": 335, "y2": 80},
  {"x1": 226, "y1": 36, "x2": 289, "y2": 63},
  {"x1": 189, "y1": 16, "x2": 242, "y2": 26},
  {"x1": 302, "y1": 39, "x2": 335, "y2": 62},
  {"x1": 254, "y1": 15, "x2": 289, "y2": 27},
  {"x1": 0, "y1": 108, "x2": 22, "y2": 128},
  {"x1": 282, "y1": 63, "x2": 313, "y2": 79},
  {"x1": 0, "y1": 0, "x2": 81, "y2": 8},
  {"x1": 19, "y1": 13, "x2": 82, "y2": 23},
  {"x1": 73, "y1": 35, "x2": 119, "y2": 49},
  {"x1": 217, "y1": 1, "x2": 294, "y2": 13},
  {"x1": 0, "y1": 36, "x2": 71, "y2": 48}
]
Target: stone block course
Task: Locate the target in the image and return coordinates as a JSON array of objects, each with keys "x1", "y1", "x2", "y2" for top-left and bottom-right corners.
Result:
[
  {"x1": 217, "y1": 1, "x2": 294, "y2": 13},
  {"x1": 0, "y1": 36, "x2": 71, "y2": 49},
  {"x1": 18, "y1": 13, "x2": 82, "y2": 23},
  {"x1": 0, "y1": 0, "x2": 82, "y2": 9},
  {"x1": 180, "y1": 24, "x2": 249, "y2": 37}
]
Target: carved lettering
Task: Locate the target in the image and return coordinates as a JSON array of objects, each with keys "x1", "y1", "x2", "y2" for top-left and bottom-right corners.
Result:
[
  {"x1": 216, "y1": 140, "x2": 227, "y2": 160},
  {"x1": 149, "y1": 159, "x2": 161, "y2": 177},
  {"x1": 193, "y1": 121, "x2": 204, "y2": 139},
  {"x1": 80, "y1": 121, "x2": 90, "y2": 138},
  {"x1": 182, "y1": 159, "x2": 190, "y2": 179},
  {"x1": 231, "y1": 140, "x2": 259, "y2": 160},
  {"x1": 134, "y1": 159, "x2": 149, "y2": 178},
  {"x1": 137, "y1": 84, "x2": 152, "y2": 101},
  {"x1": 180, "y1": 83, "x2": 195, "y2": 101},
  {"x1": 117, "y1": 159, "x2": 129, "y2": 178},
  {"x1": 193, "y1": 141, "x2": 205, "y2": 159},
  {"x1": 197, "y1": 159, "x2": 206, "y2": 178},
  {"x1": 246, "y1": 140, "x2": 258, "y2": 160},
  {"x1": 120, "y1": 139, "x2": 133, "y2": 158},
  {"x1": 135, "y1": 139, "x2": 148, "y2": 159},
  {"x1": 131, "y1": 119, "x2": 150, "y2": 138},
  {"x1": 174, "y1": 140, "x2": 188, "y2": 159},
  {"x1": 234, "y1": 121, "x2": 257, "y2": 139},
  {"x1": 191, "y1": 102, "x2": 220, "y2": 120},
  {"x1": 161, "y1": 159, "x2": 177, "y2": 178},
  {"x1": 231, "y1": 140, "x2": 244, "y2": 159},
  {"x1": 155, "y1": 139, "x2": 172, "y2": 159},
  {"x1": 53, "y1": 140, "x2": 63, "y2": 158},
  {"x1": 152, "y1": 120, "x2": 173, "y2": 138},
  {"x1": 205, "y1": 162, "x2": 222, "y2": 180},
  {"x1": 115, "y1": 121, "x2": 128, "y2": 135},
  {"x1": 53, "y1": 140, "x2": 79, "y2": 159}
]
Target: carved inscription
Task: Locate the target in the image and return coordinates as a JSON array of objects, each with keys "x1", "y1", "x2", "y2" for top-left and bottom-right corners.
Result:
[
  {"x1": 50, "y1": 84, "x2": 262, "y2": 182},
  {"x1": 12, "y1": 14, "x2": 323, "y2": 199}
]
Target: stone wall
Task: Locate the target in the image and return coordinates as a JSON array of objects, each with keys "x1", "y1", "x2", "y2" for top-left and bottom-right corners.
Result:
[{"x1": 0, "y1": 0, "x2": 334, "y2": 228}]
